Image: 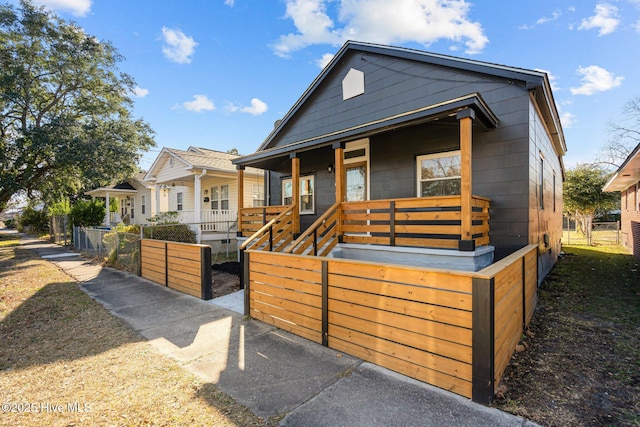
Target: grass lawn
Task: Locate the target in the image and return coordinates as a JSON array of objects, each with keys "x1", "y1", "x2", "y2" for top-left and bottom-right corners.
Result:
[
  {"x1": 493, "y1": 244, "x2": 640, "y2": 426},
  {"x1": 0, "y1": 243, "x2": 265, "y2": 426},
  {"x1": 0, "y1": 233, "x2": 20, "y2": 248}
]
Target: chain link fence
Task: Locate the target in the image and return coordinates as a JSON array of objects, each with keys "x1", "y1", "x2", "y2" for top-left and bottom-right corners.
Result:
[
  {"x1": 563, "y1": 216, "x2": 620, "y2": 246},
  {"x1": 73, "y1": 226, "x2": 140, "y2": 273},
  {"x1": 50, "y1": 215, "x2": 71, "y2": 245}
]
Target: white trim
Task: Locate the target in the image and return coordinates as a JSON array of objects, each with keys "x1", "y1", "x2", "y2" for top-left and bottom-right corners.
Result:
[
  {"x1": 416, "y1": 150, "x2": 462, "y2": 197},
  {"x1": 345, "y1": 139, "x2": 370, "y2": 201}
]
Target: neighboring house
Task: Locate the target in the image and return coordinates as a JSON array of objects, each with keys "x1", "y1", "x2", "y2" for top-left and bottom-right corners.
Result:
[
  {"x1": 233, "y1": 41, "x2": 566, "y2": 280},
  {"x1": 86, "y1": 173, "x2": 156, "y2": 226},
  {"x1": 144, "y1": 147, "x2": 264, "y2": 246},
  {"x1": 603, "y1": 143, "x2": 640, "y2": 258}
]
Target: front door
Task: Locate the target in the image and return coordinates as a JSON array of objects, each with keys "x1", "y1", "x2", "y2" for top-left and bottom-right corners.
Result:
[{"x1": 346, "y1": 162, "x2": 367, "y2": 202}]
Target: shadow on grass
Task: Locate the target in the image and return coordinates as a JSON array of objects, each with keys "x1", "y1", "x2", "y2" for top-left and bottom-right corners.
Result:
[{"x1": 0, "y1": 281, "x2": 142, "y2": 371}]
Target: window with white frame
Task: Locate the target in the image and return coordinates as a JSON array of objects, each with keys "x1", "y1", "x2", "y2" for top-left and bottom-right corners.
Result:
[
  {"x1": 252, "y1": 184, "x2": 264, "y2": 207},
  {"x1": 282, "y1": 175, "x2": 314, "y2": 214},
  {"x1": 130, "y1": 197, "x2": 135, "y2": 219},
  {"x1": 210, "y1": 185, "x2": 230, "y2": 211},
  {"x1": 141, "y1": 195, "x2": 146, "y2": 215},
  {"x1": 176, "y1": 192, "x2": 183, "y2": 211},
  {"x1": 416, "y1": 151, "x2": 461, "y2": 197}
]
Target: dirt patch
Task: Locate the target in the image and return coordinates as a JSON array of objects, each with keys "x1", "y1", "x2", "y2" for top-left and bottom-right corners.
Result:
[
  {"x1": 492, "y1": 246, "x2": 640, "y2": 426},
  {"x1": 211, "y1": 262, "x2": 241, "y2": 299}
]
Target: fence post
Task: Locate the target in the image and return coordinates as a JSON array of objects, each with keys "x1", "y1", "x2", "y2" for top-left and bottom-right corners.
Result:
[
  {"x1": 242, "y1": 250, "x2": 250, "y2": 316},
  {"x1": 389, "y1": 201, "x2": 396, "y2": 246},
  {"x1": 137, "y1": 239, "x2": 142, "y2": 276},
  {"x1": 472, "y1": 277, "x2": 495, "y2": 404},
  {"x1": 200, "y1": 245, "x2": 212, "y2": 300},
  {"x1": 322, "y1": 260, "x2": 328, "y2": 347}
]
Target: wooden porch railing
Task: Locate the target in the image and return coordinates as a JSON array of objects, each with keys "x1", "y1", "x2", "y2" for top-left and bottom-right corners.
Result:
[
  {"x1": 239, "y1": 195, "x2": 490, "y2": 252},
  {"x1": 287, "y1": 202, "x2": 340, "y2": 256},
  {"x1": 340, "y1": 195, "x2": 490, "y2": 250},
  {"x1": 238, "y1": 206, "x2": 290, "y2": 237},
  {"x1": 239, "y1": 205, "x2": 296, "y2": 252}
]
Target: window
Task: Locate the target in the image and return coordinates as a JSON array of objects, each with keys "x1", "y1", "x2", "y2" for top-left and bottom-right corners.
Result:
[
  {"x1": 141, "y1": 195, "x2": 146, "y2": 215},
  {"x1": 220, "y1": 185, "x2": 229, "y2": 211},
  {"x1": 282, "y1": 175, "x2": 315, "y2": 214},
  {"x1": 624, "y1": 189, "x2": 628, "y2": 211},
  {"x1": 416, "y1": 151, "x2": 461, "y2": 197},
  {"x1": 130, "y1": 197, "x2": 135, "y2": 219},
  {"x1": 210, "y1": 185, "x2": 230, "y2": 210},
  {"x1": 252, "y1": 184, "x2": 264, "y2": 207},
  {"x1": 177, "y1": 192, "x2": 183, "y2": 211}
]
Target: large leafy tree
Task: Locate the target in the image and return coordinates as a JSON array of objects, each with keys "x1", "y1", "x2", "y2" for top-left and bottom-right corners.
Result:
[
  {"x1": 0, "y1": 0, "x2": 155, "y2": 213},
  {"x1": 563, "y1": 164, "x2": 618, "y2": 244}
]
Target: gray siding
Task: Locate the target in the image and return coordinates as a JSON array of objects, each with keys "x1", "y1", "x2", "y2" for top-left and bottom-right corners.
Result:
[
  {"x1": 263, "y1": 49, "x2": 563, "y2": 274},
  {"x1": 269, "y1": 51, "x2": 524, "y2": 149}
]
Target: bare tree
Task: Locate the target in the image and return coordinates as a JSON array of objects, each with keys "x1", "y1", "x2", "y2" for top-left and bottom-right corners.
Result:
[{"x1": 597, "y1": 96, "x2": 640, "y2": 170}]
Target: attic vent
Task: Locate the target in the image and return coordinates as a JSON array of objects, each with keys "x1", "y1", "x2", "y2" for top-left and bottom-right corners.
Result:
[{"x1": 342, "y1": 68, "x2": 365, "y2": 100}]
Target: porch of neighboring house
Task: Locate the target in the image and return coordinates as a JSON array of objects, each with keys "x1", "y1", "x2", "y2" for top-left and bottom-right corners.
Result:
[
  {"x1": 86, "y1": 186, "x2": 138, "y2": 227},
  {"x1": 153, "y1": 178, "x2": 240, "y2": 244}
]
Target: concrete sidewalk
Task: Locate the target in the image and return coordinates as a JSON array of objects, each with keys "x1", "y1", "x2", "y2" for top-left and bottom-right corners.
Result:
[{"x1": 16, "y1": 233, "x2": 537, "y2": 426}]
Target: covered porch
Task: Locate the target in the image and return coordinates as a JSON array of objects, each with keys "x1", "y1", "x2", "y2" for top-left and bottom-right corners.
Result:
[{"x1": 234, "y1": 96, "x2": 498, "y2": 256}]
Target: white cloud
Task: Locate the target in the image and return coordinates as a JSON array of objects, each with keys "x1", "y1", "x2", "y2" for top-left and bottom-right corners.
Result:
[
  {"x1": 161, "y1": 27, "x2": 197, "y2": 64},
  {"x1": 570, "y1": 65, "x2": 623, "y2": 95},
  {"x1": 578, "y1": 3, "x2": 619, "y2": 36},
  {"x1": 316, "y1": 53, "x2": 335, "y2": 68},
  {"x1": 559, "y1": 111, "x2": 577, "y2": 128},
  {"x1": 536, "y1": 9, "x2": 562, "y2": 25},
  {"x1": 179, "y1": 95, "x2": 215, "y2": 112},
  {"x1": 224, "y1": 0, "x2": 235, "y2": 5},
  {"x1": 634, "y1": 18, "x2": 640, "y2": 32},
  {"x1": 133, "y1": 86, "x2": 149, "y2": 98},
  {"x1": 273, "y1": 0, "x2": 488, "y2": 57},
  {"x1": 226, "y1": 98, "x2": 268, "y2": 116},
  {"x1": 32, "y1": 0, "x2": 91, "y2": 17}
]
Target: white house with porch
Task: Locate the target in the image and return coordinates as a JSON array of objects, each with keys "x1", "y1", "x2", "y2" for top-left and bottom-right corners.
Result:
[
  {"x1": 86, "y1": 173, "x2": 156, "y2": 226},
  {"x1": 144, "y1": 147, "x2": 264, "y2": 246}
]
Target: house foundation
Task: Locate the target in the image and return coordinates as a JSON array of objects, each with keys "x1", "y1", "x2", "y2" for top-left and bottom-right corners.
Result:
[{"x1": 327, "y1": 243, "x2": 495, "y2": 272}]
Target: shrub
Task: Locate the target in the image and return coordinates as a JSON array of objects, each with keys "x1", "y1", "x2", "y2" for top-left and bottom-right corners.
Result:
[
  {"x1": 69, "y1": 200, "x2": 106, "y2": 227},
  {"x1": 18, "y1": 206, "x2": 49, "y2": 233},
  {"x1": 143, "y1": 224, "x2": 196, "y2": 243}
]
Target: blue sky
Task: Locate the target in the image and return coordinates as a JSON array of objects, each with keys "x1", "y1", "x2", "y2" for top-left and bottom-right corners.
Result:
[{"x1": 25, "y1": 0, "x2": 640, "y2": 170}]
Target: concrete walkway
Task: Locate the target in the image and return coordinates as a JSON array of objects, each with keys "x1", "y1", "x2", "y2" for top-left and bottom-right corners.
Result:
[{"x1": 12, "y1": 232, "x2": 538, "y2": 426}]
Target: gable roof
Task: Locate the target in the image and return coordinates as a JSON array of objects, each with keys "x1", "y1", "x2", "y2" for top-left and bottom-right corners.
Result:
[
  {"x1": 145, "y1": 146, "x2": 262, "y2": 181},
  {"x1": 234, "y1": 40, "x2": 565, "y2": 167},
  {"x1": 603, "y1": 143, "x2": 640, "y2": 192}
]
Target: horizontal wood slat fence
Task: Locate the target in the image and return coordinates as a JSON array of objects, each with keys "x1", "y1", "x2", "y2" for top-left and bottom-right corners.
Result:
[
  {"x1": 243, "y1": 244, "x2": 538, "y2": 403},
  {"x1": 140, "y1": 239, "x2": 212, "y2": 300}
]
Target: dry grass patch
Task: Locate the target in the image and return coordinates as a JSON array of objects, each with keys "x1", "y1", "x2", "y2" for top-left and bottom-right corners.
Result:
[{"x1": 0, "y1": 245, "x2": 265, "y2": 426}]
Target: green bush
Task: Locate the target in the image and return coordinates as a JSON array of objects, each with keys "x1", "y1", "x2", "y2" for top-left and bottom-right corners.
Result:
[
  {"x1": 18, "y1": 206, "x2": 49, "y2": 233},
  {"x1": 69, "y1": 200, "x2": 106, "y2": 227},
  {"x1": 143, "y1": 224, "x2": 196, "y2": 243}
]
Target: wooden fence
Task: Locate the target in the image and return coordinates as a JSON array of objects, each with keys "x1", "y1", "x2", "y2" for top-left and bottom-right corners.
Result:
[
  {"x1": 140, "y1": 239, "x2": 212, "y2": 300},
  {"x1": 243, "y1": 244, "x2": 538, "y2": 403}
]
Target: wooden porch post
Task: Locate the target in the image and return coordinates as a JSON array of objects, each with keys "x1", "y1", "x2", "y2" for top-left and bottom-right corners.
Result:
[
  {"x1": 236, "y1": 165, "x2": 244, "y2": 237},
  {"x1": 104, "y1": 191, "x2": 110, "y2": 226},
  {"x1": 458, "y1": 108, "x2": 475, "y2": 251},
  {"x1": 333, "y1": 141, "x2": 345, "y2": 238},
  {"x1": 291, "y1": 153, "x2": 300, "y2": 235}
]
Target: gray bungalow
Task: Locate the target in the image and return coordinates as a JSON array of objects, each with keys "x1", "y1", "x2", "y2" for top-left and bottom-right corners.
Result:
[
  {"x1": 233, "y1": 40, "x2": 566, "y2": 279},
  {"x1": 230, "y1": 41, "x2": 567, "y2": 401}
]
